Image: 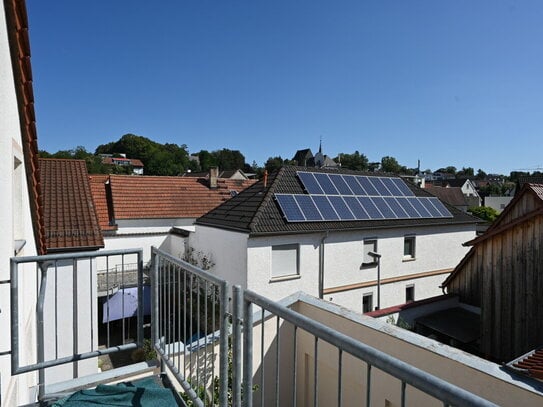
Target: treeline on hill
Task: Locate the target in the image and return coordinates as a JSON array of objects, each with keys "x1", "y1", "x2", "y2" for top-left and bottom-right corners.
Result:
[
  {"x1": 39, "y1": 134, "x2": 254, "y2": 176},
  {"x1": 39, "y1": 134, "x2": 539, "y2": 187}
]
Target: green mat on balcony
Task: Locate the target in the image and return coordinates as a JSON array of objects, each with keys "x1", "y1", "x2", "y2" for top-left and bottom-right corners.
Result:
[{"x1": 51, "y1": 376, "x2": 179, "y2": 406}]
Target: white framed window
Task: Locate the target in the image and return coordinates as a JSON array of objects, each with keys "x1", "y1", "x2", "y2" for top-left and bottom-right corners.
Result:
[
  {"x1": 403, "y1": 236, "x2": 416, "y2": 260},
  {"x1": 271, "y1": 244, "x2": 299, "y2": 279},
  {"x1": 362, "y1": 293, "x2": 373, "y2": 313},
  {"x1": 362, "y1": 239, "x2": 378, "y2": 266}
]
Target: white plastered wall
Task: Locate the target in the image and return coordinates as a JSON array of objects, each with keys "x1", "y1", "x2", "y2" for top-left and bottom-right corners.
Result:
[{"x1": 0, "y1": 2, "x2": 39, "y2": 403}]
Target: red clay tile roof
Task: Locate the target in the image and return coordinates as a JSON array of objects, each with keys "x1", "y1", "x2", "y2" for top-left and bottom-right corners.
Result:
[
  {"x1": 102, "y1": 157, "x2": 144, "y2": 167},
  {"x1": 507, "y1": 347, "x2": 543, "y2": 381},
  {"x1": 5, "y1": 0, "x2": 46, "y2": 254},
  {"x1": 89, "y1": 175, "x2": 117, "y2": 231},
  {"x1": 89, "y1": 175, "x2": 256, "y2": 226},
  {"x1": 39, "y1": 159, "x2": 104, "y2": 251}
]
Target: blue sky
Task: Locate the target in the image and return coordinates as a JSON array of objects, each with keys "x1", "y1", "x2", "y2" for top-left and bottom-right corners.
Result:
[{"x1": 27, "y1": 1, "x2": 543, "y2": 175}]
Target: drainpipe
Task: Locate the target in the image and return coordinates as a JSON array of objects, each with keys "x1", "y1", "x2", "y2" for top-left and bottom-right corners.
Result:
[
  {"x1": 368, "y1": 251, "x2": 382, "y2": 310},
  {"x1": 319, "y1": 232, "x2": 329, "y2": 299}
]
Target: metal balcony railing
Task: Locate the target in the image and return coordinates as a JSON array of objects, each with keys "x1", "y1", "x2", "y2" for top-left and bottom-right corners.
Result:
[{"x1": 7, "y1": 246, "x2": 498, "y2": 406}]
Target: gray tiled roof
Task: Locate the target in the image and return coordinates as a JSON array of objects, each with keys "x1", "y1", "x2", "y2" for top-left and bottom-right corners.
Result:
[{"x1": 196, "y1": 166, "x2": 480, "y2": 236}]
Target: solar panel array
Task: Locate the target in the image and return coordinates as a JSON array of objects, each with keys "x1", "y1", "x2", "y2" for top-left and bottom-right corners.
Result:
[{"x1": 274, "y1": 171, "x2": 453, "y2": 223}]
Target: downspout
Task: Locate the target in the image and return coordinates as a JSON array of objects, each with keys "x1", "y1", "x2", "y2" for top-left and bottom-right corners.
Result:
[{"x1": 319, "y1": 231, "x2": 329, "y2": 299}]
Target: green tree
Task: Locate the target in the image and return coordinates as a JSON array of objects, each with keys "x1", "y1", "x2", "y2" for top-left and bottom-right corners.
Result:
[
  {"x1": 380, "y1": 156, "x2": 402, "y2": 173},
  {"x1": 457, "y1": 167, "x2": 474, "y2": 178},
  {"x1": 476, "y1": 169, "x2": 487, "y2": 180},
  {"x1": 264, "y1": 156, "x2": 287, "y2": 174},
  {"x1": 213, "y1": 149, "x2": 246, "y2": 171},
  {"x1": 197, "y1": 150, "x2": 217, "y2": 171},
  {"x1": 468, "y1": 206, "x2": 499, "y2": 222},
  {"x1": 335, "y1": 151, "x2": 368, "y2": 171}
]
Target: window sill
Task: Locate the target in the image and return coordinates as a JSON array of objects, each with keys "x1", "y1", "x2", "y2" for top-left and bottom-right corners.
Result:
[
  {"x1": 269, "y1": 274, "x2": 301, "y2": 283},
  {"x1": 402, "y1": 257, "x2": 416, "y2": 262}
]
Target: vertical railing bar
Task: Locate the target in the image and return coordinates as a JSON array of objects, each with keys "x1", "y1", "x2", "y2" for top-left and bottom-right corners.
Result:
[
  {"x1": 121, "y1": 254, "x2": 126, "y2": 344},
  {"x1": 54, "y1": 261, "x2": 59, "y2": 359},
  {"x1": 218, "y1": 281, "x2": 229, "y2": 407},
  {"x1": 168, "y1": 261, "x2": 172, "y2": 363},
  {"x1": 189, "y1": 273, "x2": 193, "y2": 384},
  {"x1": 401, "y1": 380, "x2": 406, "y2": 407},
  {"x1": 151, "y1": 249, "x2": 159, "y2": 365},
  {"x1": 177, "y1": 266, "x2": 181, "y2": 382},
  {"x1": 72, "y1": 258, "x2": 78, "y2": 379},
  {"x1": 196, "y1": 277, "x2": 201, "y2": 392},
  {"x1": 204, "y1": 280, "x2": 208, "y2": 398},
  {"x1": 36, "y1": 262, "x2": 48, "y2": 401},
  {"x1": 366, "y1": 364, "x2": 372, "y2": 407},
  {"x1": 293, "y1": 325, "x2": 298, "y2": 407},
  {"x1": 232, "y1": 285, "x2": 242, "y2": 407},
  {"x1": 260, "y1": 307, "x2": 265, "y2": 407},
  {"x1": 211, "y1": 281, "x2": 216, "y2": 407},
  {"x1": 313, "y1": 336, "x2": 318, "y2": 407},
  {"x1": 10, "y1": 258, "x2": 19, "y2": 374},
  {"x1": 337, "y1": 348, "x2": 343, "y2": 407},
  {"x1": 137, "y1": 250, "x2": 143, "y2": 348},
  {"x1": 89, "y1": 257, "x2": 94, "y2": 351},
  {"x1": 242, "y1": 296, "x2": 253, "y2": 407},
  {"x1": 106, "y1": 256, "x2": 110, "y2": 348},
  {"x1": 275, "y1": 316, "x2": 280, "y2": 407},
  {"x1": 184, "y1": 268, "x2": 188, "y2": 380},
  {"x1": 54, "y1": 261, "x2": 58, "y2": 359}
]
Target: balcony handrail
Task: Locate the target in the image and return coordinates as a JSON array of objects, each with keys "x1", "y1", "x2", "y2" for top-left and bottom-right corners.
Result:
[{"x1": 242, "y1": 288, "x2": 498, "y2": 407}]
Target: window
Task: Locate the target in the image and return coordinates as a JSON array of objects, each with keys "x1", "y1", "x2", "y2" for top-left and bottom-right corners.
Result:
[
  {"x1": 403, "y1": 236, "x2": 416, "y2": 260},
  {"x1": 271, "y1": 244, "x2": 299, "y2": 279},
  {"x1": 362, "y1": 293, "x2": 373, "y2": 313},
  {"x1": 363, "y1": 240, "x2": 378, "y2": 265},
  {"x1": 405, "y1": 285, "x2": 415, "y2": 302}
]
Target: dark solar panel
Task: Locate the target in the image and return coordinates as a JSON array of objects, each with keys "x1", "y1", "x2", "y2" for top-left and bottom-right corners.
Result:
[
  {"x1": 343, "y1": 175, "x2": 367, "y2": 195},
  {"x1": 314, "y1": 173, "x2": 339, "y2": 195},
  {"x1": 277, "y1": 174, "x2": 452, "y2": 222},
  {"x1": 427, "y1": 197, "x2": 453, "y2": 217},
  {"x1": 418, "y1": 197, "x2": 442, "y2": 217},
  {"x1": 397, "y1": 197, "x2": 422, "y2": 217},
  {"x1": 391, "y1": 178, "x2": 415, "y2": 197},
  {"x1": 383, "y1": 197, "x2": 409, "y2": 218},
  {"x1": 407, "y1": 197, "x2": 432, "y2": 217},
  {"x1": 329, "y1": 174, "x2": 353, "y2": 195},
  {"x1": 295, "y1": 195, "x2": 323, "y2": 221},
  {"x1": 328, "y1": 196, "x2": 355, "y2": 219},
  {"x1": 357, "y1": 176, "x2": 379, "y2": 195},
  {"x1": 313, "y1": 195, "x2": 339, "y2": 220},
  {"x1": 275, "y1": 194, "x2": 305, "y2": 221},
  {"x1": 297, "y1": 172, "x2": 324, "y2": 194},
  {"x1": 371, "y1": 197, "x2": 397, "y2": 218},
  {"x1": 343, "y1": 196, "x2": 370, "y2": 219},
  {"x1": 358, "y1": 196, "x2": 384, "y2": 219},
  {"x1": 381, "y1": 177, "x2": 403, "y2": 196},
  {"x1": 368, "y1": 177, "x2": 392, "y2": 196}
]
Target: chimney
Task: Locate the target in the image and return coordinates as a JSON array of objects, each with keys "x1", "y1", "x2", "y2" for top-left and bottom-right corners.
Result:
[
  {"x1": 263, "y1": 170, "x2": 268, "y2": 188},
  {"x1": 209, "y1": 167, "x2": 219, "y2": 189}
]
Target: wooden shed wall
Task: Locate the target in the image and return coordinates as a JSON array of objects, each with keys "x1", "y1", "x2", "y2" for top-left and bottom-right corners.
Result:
[{"x1": 447, "y1": 190, "x2": 543, "y2": 362}]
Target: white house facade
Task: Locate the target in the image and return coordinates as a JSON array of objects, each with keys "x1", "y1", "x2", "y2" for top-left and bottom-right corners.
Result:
[{"x1": 191, "y1": 166, "x2": 479, "y2": 313}]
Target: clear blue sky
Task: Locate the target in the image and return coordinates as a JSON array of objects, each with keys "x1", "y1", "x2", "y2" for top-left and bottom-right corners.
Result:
[{"x1": 27, "y1": 1, "x2": 543, "y2": 175}]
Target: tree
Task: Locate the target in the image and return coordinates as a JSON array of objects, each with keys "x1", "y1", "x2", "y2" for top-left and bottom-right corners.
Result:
[
  {"x1": 264, "y1": 156, "x2": 286, "y2": 174},
  {"x1": 436, "y1": 166, "x2": 457, "y2": 175},
  {"x1": 468, "y1": 206, "x2": 499, "y2": 223},
  {"x1": 214, "y1": 149, "x2": 245, "y2": 171},
  {"x1": 456, "y1": 167, "x2": 474, "y2": 178},
  {"x1": 197, "y1": 150, "x2": 217, "y2": 171},
  {"x1": 380, "y1": 156, "x2": 402, "y2": 174},
  {"x1": 476, "y1": 169, "x2": 487, "y2": 180},
  {"x1": 335, "y1": 151, "x2": 368, "y2": 171}
]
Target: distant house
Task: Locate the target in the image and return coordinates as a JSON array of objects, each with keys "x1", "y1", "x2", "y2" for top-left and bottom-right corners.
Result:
[
  {"x1": 101, "y1": 155, "x2": 144, "y2": 175},
  {"x1": 484, "y1": 196, "x2": 513, "y2": 214},
  {"x1": 190, "y1": 166, "x2": 479, "y2": 312},
  {"x1": 442, "y1": 183, "x2": 543, "y2": 362},
  {"x1": 182, "y1": 168, "x2": 251, "y2": 180},
  {"x1": 89, "y1": 169, "x2": 256, "y2": 264},
  {"x1": 440, "y1": 178, "x2": 481, "y2": 207}
]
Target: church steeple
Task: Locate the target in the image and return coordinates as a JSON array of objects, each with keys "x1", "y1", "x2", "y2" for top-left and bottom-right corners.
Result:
[{"x1": 318, "y1": 136, "x2": 322, "y2": 154}]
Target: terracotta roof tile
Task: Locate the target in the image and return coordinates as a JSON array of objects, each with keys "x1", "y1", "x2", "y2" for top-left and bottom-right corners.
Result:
[
  {"x1": 507, "y1": 347, "x2": 543, "y2": 381},
  {"x1": 39, "y1": 159, "x2": 104, "y2": 251},
  {"x1": 89, "y1": 175, "x2": 117, "y2": 231},
  {"x1": 89, "y1": 175, "x2": 255, "y2": 225}
]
